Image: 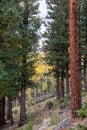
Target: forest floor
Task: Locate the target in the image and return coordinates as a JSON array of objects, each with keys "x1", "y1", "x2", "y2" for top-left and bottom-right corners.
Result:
[
  {"x1": 2, "y1": 93, "x2": 87, "y2": 130},
  {"x1": 32, "y1": 95, "x2": 87, "y2": 130}
]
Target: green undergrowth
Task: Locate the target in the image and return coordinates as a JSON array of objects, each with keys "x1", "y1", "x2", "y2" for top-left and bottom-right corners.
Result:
[
  {"x1": 17, "y1": 115, "x2": 34, "y2": 130},
  {"x1": 70, "y1": 124, "x2": 87, "y2": 130},
  {"x1": 50, "y1": 114, "x2": 60, "y2": 125},
  {"x1": 77, "y1": 102, "x2": 87, "y2": 117},
  {"x1": 53, "y1": 98, "x2": 71, "y2": 108},
  {"x1": 24, "y1": 115, "x2": 35, "y2": 130},
  {"x1": 24, "y1": 121, "x2": 32, "y2": 130}
]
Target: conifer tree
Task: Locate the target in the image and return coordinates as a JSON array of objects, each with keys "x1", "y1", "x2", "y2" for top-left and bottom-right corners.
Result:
[
  {"x1": 0, "y1": 0, "x2": 40, "y2": 127},
  {"x1": 18, "y1": 0, "x2": 40, "y2": 126},
  {"x1": 69, "y1": 0, "x2": 82, "y2": 118},
  {"x1": 45, "y1": 0, "x2": 69, "y2": 99}
]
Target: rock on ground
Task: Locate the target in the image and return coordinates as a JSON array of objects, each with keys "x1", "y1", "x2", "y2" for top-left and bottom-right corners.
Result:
[
  {"x1": 38, "y1": 119, "x2": 51, "y2": 130},
  {"x1": 81, "y1": 118, "x2": 87, "y2": 127},
  {"x1": 54, "y1": 118, "x2": 71, "y2": 130}
]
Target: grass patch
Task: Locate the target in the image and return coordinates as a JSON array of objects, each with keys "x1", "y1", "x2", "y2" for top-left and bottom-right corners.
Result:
[
  {"x1": 24, "y1": 115, "x2": 35, "y2": 130},
  {"x1": 69, "y1": 124, "x2": 87, "y2": 130},
  {"x1": 50, "y1": 114, "x2": 60, "y2": 125},
  {"x1": 24, "y1": 121, "x2": 32, "y2": 130}
]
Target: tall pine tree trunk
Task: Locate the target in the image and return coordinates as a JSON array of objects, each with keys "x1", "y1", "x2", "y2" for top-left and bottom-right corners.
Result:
[
  {"x1": 60, "y1": 70, "x2": 65, "y2": 98},
  {"x1": 69, "y1": 0, "x2": 82, "y2": 118},
  {"x1": 18, "y1": 3, "x2": 28, "y2": 126},
  {"x1": 6, "y1": 97, "x2": 14, "y2": 125},
  {"x1": 18, "y1": 55, "x2": 27, "y2": 126},
  {"x1": 6, "y1": 98, "x2": 10, "y2": 121},
  {"x1": 66, "y1": 63, "x2": 70, "y2": 98},
  {"x1": 55, "y1": 77, "x2": 61, "y2": 100},
  {"x1": 9, "y1": 97, "x2": 14, "y2": 126}
]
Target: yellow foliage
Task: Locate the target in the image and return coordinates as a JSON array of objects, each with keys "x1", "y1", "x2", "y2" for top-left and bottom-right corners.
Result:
[
  {"x1": 35, "y1": 53, "x2": 52, "y2": 77},
  {"x1": 26, "y1": 53, "x2": 55, "y2": 100}
]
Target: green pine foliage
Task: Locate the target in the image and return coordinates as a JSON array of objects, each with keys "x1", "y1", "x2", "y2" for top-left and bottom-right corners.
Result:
[
  {"x1": 44, "y1": 0, "x2": 69, "y2": 76},
  {"x1": 0, "y1": 0, "x2": 41, "y2": 99},
  {"x1": 43, "y1": 0, "x2": 70, "y2": 99},
  {"x1": 78, "y1": 0, "x2": 87, "y2": 77}
]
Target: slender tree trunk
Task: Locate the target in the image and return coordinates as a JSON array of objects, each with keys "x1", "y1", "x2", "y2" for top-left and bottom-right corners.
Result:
[
  {"x1": 69, "y1": 0, "x2": 82, "y2": 118},
  {"x1": 66, "y1": 74, "x2": 70, "y2": 98},
  {"x1": 60, "y1": 70, "x2": 65, "y2": 98},
  {"x1": 83, "y1": 55, "x2": 87, "y2": 90},
  {"x1": 6, "y1": 98, "x2": 10, "y2": 121},
  {"x1": 6, "y1": 97, "x2": 14, "y2": 125},
  {"x1": 0, "y1": 98, "x2": 6, "y2": 128},
  {"x1": 19, "y1": 87, "x2": 26, "y2": 125},
  {"x1": 55, "y1": 77, "x2": 61, "y2": 100},
  {"x1": 2, "y1": 97, "x2": 6, "y2": 125},
  {"x1": 0, "y1": 99, "x2": 3, "y2": 128},
  {"x1": 66, "y1": 63, "x2": 70, "y2": 98},
  {"x1": 9, "y1": 97, "x2": 14, "y2": 126},
  {"x1": 18, "y1": 3, "x2": 29, "y2": 126},
  {"x1": 78, "y1": 5, "x2": 83, "y2": 90},
  {"x1": 79, "y1": 44, "x2": 82, "y2": 90},
  {"x1": 18, "y1": 55, "x2": 27, "y2": 126},
  {"x1": 84, "y1": 17, "x2": 87, "y2": 90}
]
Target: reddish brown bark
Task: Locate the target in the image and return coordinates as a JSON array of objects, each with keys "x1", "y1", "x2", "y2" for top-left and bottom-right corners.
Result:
[{"x1": 69, "y1": 0, "x2": 82, "y2": 118}]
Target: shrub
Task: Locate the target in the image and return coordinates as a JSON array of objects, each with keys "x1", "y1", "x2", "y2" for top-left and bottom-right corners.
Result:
[
  {"x1": 77, "y1": 124, "x2": 87, "y2": 130},
  {"x1": 77, "y1": 102, "x2": 87, "y2": 117},
  {"x1": 24, "y1": 121, "x2": 32, "y2": 130}
]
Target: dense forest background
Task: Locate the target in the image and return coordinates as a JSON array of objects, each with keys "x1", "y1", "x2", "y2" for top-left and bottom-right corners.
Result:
[{"x1": 0, "y1": 0, "x2": 87, "y2": 130}]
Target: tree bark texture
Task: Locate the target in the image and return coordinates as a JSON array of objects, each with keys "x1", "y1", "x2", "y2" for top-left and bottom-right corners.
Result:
[
  {"x1": 83, "y1": 54, "x2": 87, "y2": 90},
  {"x1": 84, "y1": 16, "x2": 87, "y2": 90},
  {"x1": 2, "y1": 97, "x2": 6, "y2": 125},
  {"x1": 69, "y1": 0, "x2": 82, "y2": 118},
  {"x1": 6, "y1": 98, "x2": 10, "y2": 121},
  {"x1": 0, "y1": 97, "x2": 6, "y2": 128},
  {"x1": 0, "y1": 99, "x2": 3, "y2": 128},
  {"x1": 55, "y1": 77, "x2": 61, "y2": 100},
  {"x1": 18, "y1": 4, "x2": 28, "y2": 126},
  {"x1": 66, "y1": 63, "x2": 70, "y2": 98},
  {"x1": 18, "y1": 55, "x2": 27, "y2": 126},
  {"x1": 7, "y1": 97, "x2": 14, "y2": 125},
  {"x1": 60, "y1": 70, "x2": 65, "y2": 98}
]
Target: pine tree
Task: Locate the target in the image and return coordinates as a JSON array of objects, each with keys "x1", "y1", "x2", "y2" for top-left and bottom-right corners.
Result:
[
  {"x1": 69, "y1": 0, "x2": 82, "y2": 118},
  {"x1": 44, "y1": 0, "x2": 69, "y2": 99},
  {"x1": 18, "y1": 0, "x2": 40, "y2": 126},
  {"x1": 0, "y1": 0, "x2": 40, "y2": 127}
]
